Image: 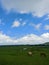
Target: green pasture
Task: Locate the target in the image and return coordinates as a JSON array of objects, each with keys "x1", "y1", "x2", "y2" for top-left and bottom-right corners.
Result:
[{"x1": 0, "y1": 45, "x2": 49, "y2": 65}]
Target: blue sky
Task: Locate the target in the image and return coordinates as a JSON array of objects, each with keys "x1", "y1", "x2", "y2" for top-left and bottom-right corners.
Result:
[{"x1": 0, "y1": 0, "x2": 49, "y2": 45}]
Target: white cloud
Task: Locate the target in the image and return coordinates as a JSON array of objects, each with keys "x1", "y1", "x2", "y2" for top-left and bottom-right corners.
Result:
[
  {"x1": 44, "y1": 25, "x2": 49, "y2": 30},
  {"x1": 0, "y1": 32, "x2": 49, "y2": 45},
  {"x1": 16, "y1": 34, "x2": 44, "y2": 45},
  {"x1": 44, "y1": 15, "x2": 49, "y2": 21},
  {"x1": 12, "y1": 20, "x2": 20, "y2": 27},
  {"x1": 12, "y1": 20, "x2": 27, "y2": 27},
  {"x1": 22, "y1": 22, "x2": 26, "y2": 26},
  {"x1": 41, "y1": 33, "x2": 49, "y2": 38},
  {"x1": 41, "y1": 33, "x2": 49, "y2": 42},
  {"x1": 1, "y1": 0, "x2": 49, "y2": 17},
  {"x1": 11, "y1": 33, "x2": 49, "y2": 45},
  {"x1": 30, "y1": 23, "x2": 42, "y2": 30},
  {"x1": 20, "y1": 11, "x2": 28, "y2": 14},
  {"x1": 0, "y1": 33, "x2": 16, "y2": 45}
]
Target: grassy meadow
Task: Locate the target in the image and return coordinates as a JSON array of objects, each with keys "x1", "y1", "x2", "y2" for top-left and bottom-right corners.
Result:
[{"x1": 0, "y1": 45, "x2": 49, "y2": 65}]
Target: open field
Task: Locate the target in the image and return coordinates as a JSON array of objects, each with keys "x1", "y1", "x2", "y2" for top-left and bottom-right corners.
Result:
[{"x1": 0, "y1": 45, "x2": 49, "y2": 65}]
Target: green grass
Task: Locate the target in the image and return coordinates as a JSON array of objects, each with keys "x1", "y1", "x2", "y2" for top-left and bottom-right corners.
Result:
[{"x1": 0, "y1": 45, "x2": 49, "y2": 65}]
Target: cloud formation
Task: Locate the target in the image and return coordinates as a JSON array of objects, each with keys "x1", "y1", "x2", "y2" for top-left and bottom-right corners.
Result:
[
  {"x1": 12, "y1": 20, "x2": 27, "y2": 28},
  {"x1": 1, "y1": 0, "x2": 49, "y2": 17},
  {"x1": 22, "y1": 22, "x2": 26, "y2": 26},
  {"x1": 12, "y1": 20, "x2": 20, "y2": 27},
  {"x1": 30, "y1": 23, "x2": 42, "y2": 30},
  {"x1": 44, "y1": 25, "x2": 49, "y2": 30},
  {"x1": 44, "y1": 15, "x2": 49, "y2": 20},
  {"x1": 0, "y1": 32, "x2": 49, "y2": 45},
  {"x1": 0, "y1": 33, "x2": 15, "y2": 45}
]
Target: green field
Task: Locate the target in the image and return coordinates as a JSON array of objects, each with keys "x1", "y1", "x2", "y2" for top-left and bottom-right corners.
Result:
[{"x1": 0, "y1": 45, "x2": 49, "y2": 65}]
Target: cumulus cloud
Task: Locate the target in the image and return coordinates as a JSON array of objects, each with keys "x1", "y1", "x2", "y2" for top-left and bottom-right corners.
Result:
[
  {"x1": 0, "y1": 33, "x2": 16, "y2": 45},
  {"x1": 41, "y1": 33, "x2": 49, "y2": 42},
  {"x1": 30, "y1": 23, "x2": 42, "y2": 30},
  {"x1": 0, "y1": 32, "x2": 49, "y2": 45},
  {"x1": 44, "y1": 25, "x2": 49, "y2": 30},
  {"x1": 12, "y1": 20, "x2": 27, "y2": 28},
  {"x1": 12, "y1": 20, "x2": 20, "y2": 27},
  {"x1": 0, "y1": 32, "x2": 21, "y2": 45},
  {"x1": 16, "y1": 34, "x2": 44, "y2": 45},
  {"x1": 1, "y1": 0, "x2": 49, "y2": 17}
]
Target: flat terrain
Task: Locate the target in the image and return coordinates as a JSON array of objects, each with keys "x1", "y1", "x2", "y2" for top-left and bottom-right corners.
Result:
[{"x1": 0, "y1": 45, "x2": 49, "y2": 65}]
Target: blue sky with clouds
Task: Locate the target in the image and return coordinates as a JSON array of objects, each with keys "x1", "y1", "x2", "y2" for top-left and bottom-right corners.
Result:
[{"x1": 0, "y1": 0, "x2": 49, "y2": 45}]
